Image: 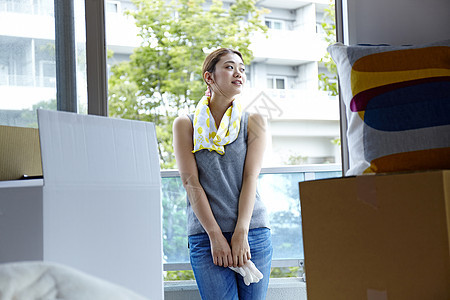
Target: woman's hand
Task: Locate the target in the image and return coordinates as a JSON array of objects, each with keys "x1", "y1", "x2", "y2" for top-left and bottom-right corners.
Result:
[
  {"x1": 209, "y1": 231, "x2": 233, "y2": 267},
  {"x1": 231, "y1": 229, "x2": 251, "y2": 268}
]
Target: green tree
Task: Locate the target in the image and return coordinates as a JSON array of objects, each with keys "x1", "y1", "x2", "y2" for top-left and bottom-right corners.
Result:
[
  {"x1": 108, "y1": 0, "x2": 268, "y2": 169},
  {"x1": 318, "y1": 1, "x2": 338, "y2": 96}
]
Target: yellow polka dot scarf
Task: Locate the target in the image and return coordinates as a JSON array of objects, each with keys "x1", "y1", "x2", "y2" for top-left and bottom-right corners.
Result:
[{"x1": 192, "y1": 96, "x2": 242, "y2": 155}]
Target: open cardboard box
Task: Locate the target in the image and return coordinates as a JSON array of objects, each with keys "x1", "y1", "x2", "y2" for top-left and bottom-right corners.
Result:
[
  {"x1": 0, "y1": 110, "x2": 163, "y2": 299},
  {"x1": 299, "y1": 170, "x2": 450, "y2": 299}
]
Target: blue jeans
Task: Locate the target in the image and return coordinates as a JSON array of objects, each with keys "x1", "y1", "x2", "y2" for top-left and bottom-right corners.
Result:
[{"x1": 189, "y1": 228, "x2": 273, "y2": 300}]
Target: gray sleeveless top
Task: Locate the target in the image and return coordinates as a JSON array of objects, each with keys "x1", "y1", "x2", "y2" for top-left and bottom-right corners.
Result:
[{"x1": 187, "y1": 112, "x2": 270, "y2": 236}]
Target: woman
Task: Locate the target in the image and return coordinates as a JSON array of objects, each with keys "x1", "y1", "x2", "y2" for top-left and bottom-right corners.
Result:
[{"x1": 173, "y1": 48, "x2": 272, "y2": 300}]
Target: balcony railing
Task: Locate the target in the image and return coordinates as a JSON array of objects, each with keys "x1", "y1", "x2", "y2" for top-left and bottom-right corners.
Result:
[
  {"x1": 0, "y1": 0, "x2": 53, "y2": 16},
  {"x1": 250, "y1": 30, "x2": 329, "y2": 64},
  {"x1": 161, "y1": 164, "x2": 342, "y2": 272},
  {"x1": 240, "y1": 88, "x2": 340, "y2": 121},
  {"x1": 0, "y1": 74, "x2": 56, "y2": 88}
]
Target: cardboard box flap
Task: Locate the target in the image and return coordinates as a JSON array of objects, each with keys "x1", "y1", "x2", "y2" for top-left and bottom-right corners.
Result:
[
  {"x1": 37, "y1": 109, "x2": 160, "y2": 187},
  {"x1": 0, "y1": 125, "x2": 42, "y2": 181}
]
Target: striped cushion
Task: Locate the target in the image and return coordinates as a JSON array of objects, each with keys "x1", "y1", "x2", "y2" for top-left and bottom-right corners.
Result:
[{"x1": 328, "y1": 40, "x2": 450, "y2": 175}]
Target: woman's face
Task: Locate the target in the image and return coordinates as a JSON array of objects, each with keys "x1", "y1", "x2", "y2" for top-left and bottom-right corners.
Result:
[{"x1": 208, "y1": 53, "x2": 246, "y2": 99}]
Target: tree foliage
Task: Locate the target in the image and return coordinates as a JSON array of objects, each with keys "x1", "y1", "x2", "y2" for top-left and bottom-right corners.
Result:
[
  {"x1": 108, "y1": 0, "x2": 268, "y2": 169},
  {"x1": 318, "y1": 1, "x2": 338, "y2": 96}
]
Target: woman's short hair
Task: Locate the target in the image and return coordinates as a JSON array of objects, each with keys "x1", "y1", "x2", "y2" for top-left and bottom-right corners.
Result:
[{"x1": 202, "y1": 48, "x2": 244, "y2": 84}]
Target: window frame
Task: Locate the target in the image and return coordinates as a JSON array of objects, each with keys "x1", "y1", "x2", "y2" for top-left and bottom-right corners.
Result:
[
  {"x1": 54, "y1": 0, "x2": 77, "y2": 112},
  {"x1": 264, "y1": 18, "x2": 286, "y2": 30},
  {"x1": 82, "y1": 1, "x2": 348, "y2": 173},
  {"x1": 81, "y1": 0, "x2": 348, "y2": 272},
  {"x1": 48, "y1": 0, "x2": 108, "y2": 115},
  {"x1": 267, "y1": 75, "x2": 287, "y2": 89},
  {"x1": 1, "y1": 0, "x2": 346, "y2": 275},
  {"x1": 105, "y1": 0, "x2": 121, "y2": 14},
  {"x1": 84, "y1": 0, "x2": 108, "y2": 116},
  {"x1": 334, "y1": 0, "x2": 349, "y2": 174}
]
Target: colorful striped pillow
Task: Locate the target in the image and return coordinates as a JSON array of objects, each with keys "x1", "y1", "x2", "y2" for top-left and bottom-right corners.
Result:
[{"x1": 328, "y1": 40, "x2": 450, "y2": 175}]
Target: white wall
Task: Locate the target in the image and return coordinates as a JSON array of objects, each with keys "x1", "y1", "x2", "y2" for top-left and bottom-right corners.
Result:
[
  {"x1": 294, "y1": 3, "x2": 316, "y2": 34},
  {"x1": 343, "y1": 0, "x2": 450, "y2": 45}
]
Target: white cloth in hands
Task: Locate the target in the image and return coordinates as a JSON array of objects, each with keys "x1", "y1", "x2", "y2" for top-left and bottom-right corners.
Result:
[{"x1": 229, "y1": 260, "x2": 263, "y2": 286}]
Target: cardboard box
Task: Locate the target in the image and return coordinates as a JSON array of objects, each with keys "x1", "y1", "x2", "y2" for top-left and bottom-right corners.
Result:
[
  {"x1": 300, "y1": 170, "x2": 450, "y2": 300},
  {"x1": 0, "y1": 110, "x2": 163, "y2": 299},
  {"x1": 0, "y1": 125, "x2": 42, "y2": 181}
]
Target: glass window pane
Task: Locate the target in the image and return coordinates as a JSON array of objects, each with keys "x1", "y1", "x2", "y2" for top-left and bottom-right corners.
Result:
[
  {"x1": 106, "y1": 1, "x2": 119, "y2": 13},
  {"x1": 104, "y1": 0, "x2": 340, "y2": 277},
  {"x1": 0, "y1": 0, "x2": 87, "y2": 127},
  {"x1": 161, "y1": 176, "x2": 190, "y2": 263},
  {"x1": 276, "y1": 78, "x2": 285, "y2": 89},
  {"x1": 274, "y1": 21, "x2": 282, "y2": 30},
  {"x1": 259, "y1": 172, "x2": 305, "y2": 260},
  {"x1": 105, "y1": 0, "x2": 339, "y2": 169},
  {"x1": 242, "y1": 0, "x2": 339, "y2": 167}
]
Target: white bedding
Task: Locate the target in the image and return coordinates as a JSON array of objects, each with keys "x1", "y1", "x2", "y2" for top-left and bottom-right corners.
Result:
[{"x1": 0, "y1": 261, "x2": 149, "y2": 300}]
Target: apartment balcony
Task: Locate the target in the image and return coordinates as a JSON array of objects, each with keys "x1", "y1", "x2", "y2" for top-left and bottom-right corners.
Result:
[
  {"x1": 0, "y1": 0, "x2": 53, "y2": 16},
  {"x1": 241, "y1": 88, "x2": 339, "y2": 121},
  {"x1": 0, "y1": 1, "x2": 88, "y2": 41},
  {"x1": 0, "y1": 74, "x2": 55, "y2": 88},
  {"x1": 105, "y1": 12, "x2": 141, "y2": 54},
  {"x1": 0, "y1": 10, "x2": 54, "y2": 40},
  {"x1": 250, "y1": 30, "x2": 328, "y2": 66},
  {"x1": 0, "y1": 75, "x2": 56, "y2": 110}
]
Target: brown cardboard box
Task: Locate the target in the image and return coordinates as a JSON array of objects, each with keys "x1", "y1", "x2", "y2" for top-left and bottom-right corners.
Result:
[
  {"x1": 0, "y1": 125, "x2": 42, "y2": 181},
  {"x1": 299, "y1": 170, "x2": 450, "y2": 299}
]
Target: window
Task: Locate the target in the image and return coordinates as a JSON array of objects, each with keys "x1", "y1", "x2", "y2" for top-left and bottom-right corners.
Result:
[
  {"x1": 1, "y1": 0, "x2": 340, "y2": 284},
  {"x1": 265, "y1": 18, "x2": 285, "y2": 30},
  {"x1": 106, "y1": 1, "x2": 120, "y2": 14},
  {"x1": 33, "y1": 0, "x2": 53, "y2": 16},
  {"x1": 2, "y1": 0, "x2": 339, "y2": 278},
  {"x1": 102, "y1": 0, "x2": 340, "y2": 280},
  {"x1": 267, "y1": 76, "x2": 286, "y2": 89}
]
